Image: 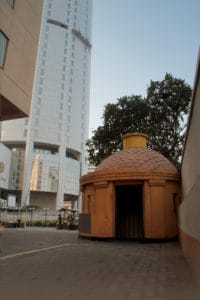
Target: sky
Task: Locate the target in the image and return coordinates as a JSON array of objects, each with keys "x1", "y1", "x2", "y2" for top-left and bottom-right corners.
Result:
[{"x1": 89, "y1": 0, "x2": 200, "y2": 136}]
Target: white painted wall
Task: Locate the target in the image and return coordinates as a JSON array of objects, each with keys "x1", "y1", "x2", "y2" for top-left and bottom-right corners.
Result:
[{"x1": 180, "y1": 52, "x2": 200, "y2": 240}]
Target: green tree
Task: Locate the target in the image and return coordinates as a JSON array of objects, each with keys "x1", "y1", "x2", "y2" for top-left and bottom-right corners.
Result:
[
  {"x1": 87, "y1": 95, "x2": 149, "y2": 166},
  {"x1": 87, "y1": 74, "x2": 192, "y2": 169},
  {"x1": 146, "y1": 73, "x2": 192, "y2": 168}
]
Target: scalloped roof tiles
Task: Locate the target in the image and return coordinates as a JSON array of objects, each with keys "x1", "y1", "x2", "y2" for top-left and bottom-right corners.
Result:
[{"x1": 96, "y1": 148, "x2": 177, "y2": 172}]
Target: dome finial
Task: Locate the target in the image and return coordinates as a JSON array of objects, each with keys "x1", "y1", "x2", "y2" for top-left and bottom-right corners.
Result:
[{"x1": 122, "y1": 132, "x2": 148, "y2": 149}]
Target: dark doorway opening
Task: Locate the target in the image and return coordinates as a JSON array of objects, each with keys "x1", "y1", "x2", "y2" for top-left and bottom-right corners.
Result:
[{"x1": 115, "y1": 185, "x2": 144, "y2": 239}]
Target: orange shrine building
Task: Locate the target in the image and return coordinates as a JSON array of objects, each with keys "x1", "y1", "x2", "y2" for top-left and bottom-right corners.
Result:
[{"x1": 79, "y1": 133, "x2": 181, "y2": 240}]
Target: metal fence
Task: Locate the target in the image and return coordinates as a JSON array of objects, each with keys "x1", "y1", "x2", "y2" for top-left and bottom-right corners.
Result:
[{"x1": 0, "y1": 208, "x2": 57, "y2": 226}]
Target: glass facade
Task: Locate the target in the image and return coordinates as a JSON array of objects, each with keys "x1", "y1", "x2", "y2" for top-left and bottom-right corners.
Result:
[{"x1": 1, "y1": 0, "x2": 92, "y2": 210}]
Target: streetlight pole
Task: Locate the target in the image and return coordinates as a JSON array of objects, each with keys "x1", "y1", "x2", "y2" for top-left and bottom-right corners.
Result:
[
  {"x1": 17, "y1": 207, "x2": 21, "y2": 227},
  {"x1": 29, "y1": 207, "x2": 35, "y2": 226}
]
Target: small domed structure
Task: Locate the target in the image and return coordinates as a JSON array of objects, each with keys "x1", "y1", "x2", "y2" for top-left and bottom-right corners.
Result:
[{"x1": 79, "y1": 133, "x2": 181, "y2": 240}]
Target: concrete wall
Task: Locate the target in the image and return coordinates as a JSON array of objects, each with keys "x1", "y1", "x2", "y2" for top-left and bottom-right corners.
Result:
[
  {"x1": 179, "y1": 51, "x2": 200, "y2": 282},
  {"x1": 30, "y1": 191, "x2": 57, "y2": 211},
  {"x1": 0, "y1": 0, "x2": 43, "y2": 119}
]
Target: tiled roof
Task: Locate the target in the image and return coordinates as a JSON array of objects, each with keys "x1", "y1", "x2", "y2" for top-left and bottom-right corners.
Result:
[{"x1": 96, "y1": 148, "x2": 177, "y2": 172}]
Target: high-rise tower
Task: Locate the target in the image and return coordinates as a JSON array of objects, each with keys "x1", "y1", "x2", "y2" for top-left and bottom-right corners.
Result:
[{"x1": 1, "y1": 0, "x2": 92, "y2": 210}]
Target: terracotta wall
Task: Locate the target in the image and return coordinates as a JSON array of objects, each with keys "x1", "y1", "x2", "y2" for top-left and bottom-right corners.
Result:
[
  {"x1": 148, "y1": 181, "x2": 166, "y2": 238},
  {"x1": 80, "y1": 177, "x2": 180, "y2": 239},
  {"x1": 82, "y1": 182, "x2": 114, "y2": 238},
  {"x1": 144, "y1": 180, "x2": 180, "y2": 239}
]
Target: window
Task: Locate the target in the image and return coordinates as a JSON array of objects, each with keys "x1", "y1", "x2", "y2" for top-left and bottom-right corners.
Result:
[
  {"x1": 35, "y1": 118, "x2": 39, "y2": 126},
  {"x1": 0, "y1": 31, "x2": 8, "y2": 69},
  {"x1": 23, "y1": 129, "x2": 27, "y2": 137},
  {"x1": 36, "y1": 107, "x2": 40, "y2": 115},
  {"x1": 7, "y1": 0, "x2": 14, "y2": 8},
  {"x1": 34, "y1": 129, "x2": 38, "y2": 138}
]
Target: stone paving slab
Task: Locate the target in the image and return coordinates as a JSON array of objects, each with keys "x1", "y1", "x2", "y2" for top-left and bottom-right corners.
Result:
[{"x1": 0, "y1": 228, "x2": 199, "y2": 300}]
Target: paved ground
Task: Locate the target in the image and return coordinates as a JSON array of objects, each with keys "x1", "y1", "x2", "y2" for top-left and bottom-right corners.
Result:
[{"x1": 0, "y1": 227, "x2": 199, "y2": 300}]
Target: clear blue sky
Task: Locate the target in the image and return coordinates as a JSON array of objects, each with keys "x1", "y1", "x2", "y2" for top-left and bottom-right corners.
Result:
[{"x1": 89, "y1": 0, "x2": 200, "y2": 136}]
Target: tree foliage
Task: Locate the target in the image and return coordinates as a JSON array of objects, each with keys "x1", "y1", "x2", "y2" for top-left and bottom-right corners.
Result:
[
  {"x1": 86, "y1": 95, "x2": 149, "y2": 166},
  {"x1": 87, "y1": 73, "x2": 192, "y2": 169},
  {"x1": 146, "y1": 73, "x2": 192, "y2": 168}
]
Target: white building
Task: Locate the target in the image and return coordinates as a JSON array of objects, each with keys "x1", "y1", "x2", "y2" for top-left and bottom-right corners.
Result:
[
  {"x1": 0, "y1": 143, "x2": 11, "y2": 191},
  {"x1": 1, "y1": 0, "x2": 92, "y2": 210}
]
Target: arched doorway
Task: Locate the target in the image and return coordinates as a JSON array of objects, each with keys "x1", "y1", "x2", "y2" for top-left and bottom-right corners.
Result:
[{"x1": 115, "y1": 185, "x2": 144, "y2": 239}]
